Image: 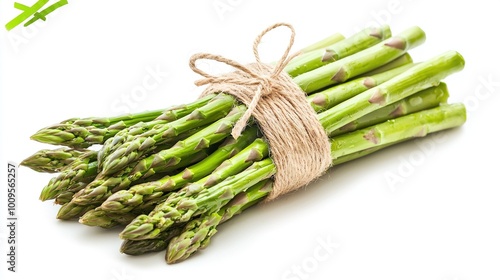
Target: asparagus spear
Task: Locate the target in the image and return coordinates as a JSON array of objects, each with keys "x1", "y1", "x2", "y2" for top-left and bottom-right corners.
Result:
[
  {"x1": 330, "y1": 103, "x2": 466, "y2": 158},
  {"x1": 21, "y1": 147, "x2": 89, "y2": 173},
  {"x1": 39, "y1": 150, "x2": 98, "y2": 201},
  {"x1": 294, "y1": 26, "x2": 426, "y2": 93},
  {"x1": 364, "y1": 53, "x2": 413, "y2": 75},
  {"x1": 331, "y1": 142, "x2": 399, "y2": 165},
  {"x1": 120, "y1": 224, "x2": 186, "y2": 256},
  {"x1": 285, "y1": 25, "x2": 392, "y2": 77},
  {"x1": 319, "y1": 51, "x2": 465, "y2": 134},
  {"x1": 285, "y1": 25, "x2": 391, "y2": 77},
  {"x1": 31, "y1": 94, "x2": 214, "y2": 149},
  {"x1": 330, "y1": 83, "x2": 449, "y2": 136},
  {"x1": 121, "y1": 103, "x2": 466, "y2": 241},
  {"x1": 99, "y1": 94, "x2": 236, "y2": 175},
  {"x1": 54, "y1": 185, "x2": 87, "y2": 205},
  {"x1": 307, "y1": 63, "x2": 414, "y2": 112}
]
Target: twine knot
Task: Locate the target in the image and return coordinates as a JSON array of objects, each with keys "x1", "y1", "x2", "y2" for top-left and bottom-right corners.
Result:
[
  {"x1": 189, "y1": 23, "x2": 332, "y2": 201},
  {"x1": 190, "y1": 23, "x2": 300, "y2": 139}
]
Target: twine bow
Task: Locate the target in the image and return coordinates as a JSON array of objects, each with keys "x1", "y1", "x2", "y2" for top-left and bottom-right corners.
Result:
[
  {"x1": 188, "y1": 23, "x2": 332, "y2": 201},
  {"x1": 189, "y1": 23, "x2": 301, "y2": 139}
]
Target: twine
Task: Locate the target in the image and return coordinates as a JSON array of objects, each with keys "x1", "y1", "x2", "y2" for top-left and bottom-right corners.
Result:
[{"x1": 189, "y1": 23, "x2": 331, "y2": 201}]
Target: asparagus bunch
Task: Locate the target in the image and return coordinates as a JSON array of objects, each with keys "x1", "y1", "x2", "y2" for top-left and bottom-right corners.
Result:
[
  {"x1": 21, "y1": 24, "x2": 467, "y2": 265},
  {"x1": 51, "y1": 26, "x2": 399, "y2": 219}
]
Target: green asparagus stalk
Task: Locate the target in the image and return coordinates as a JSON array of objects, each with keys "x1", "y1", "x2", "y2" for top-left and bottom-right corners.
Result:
[
  {"x1": 30, "y1": 108, "x2": 169, "y2": 149},
  {"x1": 78, "y1": 209, "x2": 140, "y2": 229},
  {"x1": 318, "y1": 51, "x2": 465, "y2": 134},
  {"x1": 54, "y1": 185, "x2": 87, "y2": 205},
  {"x1": 285, "y1": 25, "x2": 392, "y2": 77},
  {"x1": 121, "y1": 103, "x2": 466, "y2": 241},
  {"x1": 331, "y1": 142, "x2": 399, "y2": 165},
  {"x1": 120, "y1": 224, "x2": 186, "y2": 256},
  {"x1": 99, "y1": 94, "x2": 236, "y2": 175},
  {"x1": 307, "y1": 63, "x2": 414, "y2": 112},
  {"x1": 294, "y1": 26, "x2": 426, "y2": 93},
  {"x1": 330, "y1": 103, "x2": 466, "y2": 158},
  {"x1": 330, "y1": 83, "x2": 449, "y2": 136},
  {"x1": 39, "y1": 150, "x2": 98, "y2": 201},
  {"x1": 364, "y1": 53, "x2": 413, "y2": 76},
  {"x1": 21, "y1": 147, "x2": 89, "y2": 173}
]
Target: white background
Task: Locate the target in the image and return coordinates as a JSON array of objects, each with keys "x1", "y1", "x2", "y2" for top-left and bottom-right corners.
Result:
[{"x1": 1, "y1": 1, "x2": 499, "y2": 280}]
